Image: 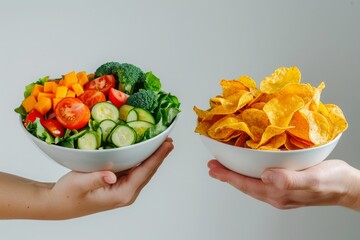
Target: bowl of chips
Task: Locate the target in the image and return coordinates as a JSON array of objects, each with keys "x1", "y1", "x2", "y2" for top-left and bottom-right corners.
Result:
[{"x1": 194, "y1": 66, "x2": 348, "y2": 178}]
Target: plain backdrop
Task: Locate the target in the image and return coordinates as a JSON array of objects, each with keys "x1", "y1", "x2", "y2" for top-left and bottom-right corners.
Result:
[{"x1": 1, "y1": 0, "x2": 359, "y2": 239}]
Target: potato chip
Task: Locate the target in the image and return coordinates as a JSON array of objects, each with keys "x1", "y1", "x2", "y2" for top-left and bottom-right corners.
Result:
[
  {"x1": 263, "y1": 94, "x2": 304, "y2": 127},
  {"x1": 278, "y1": 83, "x2": 314, "y2": 107},
  {"x1": 324, "y1": 104, "x2": 348, "y2": 139},
  {"x1": 308, "y1": 82, "x2": 325, "y2": 111},
  {"x1": 220, "y1": 80, "x2": 248, "y2": 97},
  {"x1": 288, "y1": 134, "x2": 314, "y2": 149},
  {"x1": 260, "y1": 66, "x2": 301, "y2": 94},
  {"x1": 237, "y1": 75, "x2": 257, "y2": 89},
  {"x1": 194, "y1": 66, "x2": 348, "y2": 151},
  {"x1": 234, "y1": 133, "x2": 249, "y2": 147},
  {"x1": 249, "y1": 102, "x2": 266, "y2": 110},
  {"x1": 258, "y1": 132, "x2": 287, "y2": 150},
  {"x1": 240, "y1": 108, "x2": 269, "y2": 141},
  {"x1": 206, "y1": 92, "x2": 253, "y2": 118},
  {"x1": 256, "y1": 125, "x2": 293, "y2": 148},
  {"x1": 287, "y1": 111, "x2": 311, "y2": 142},
  {"x1": 299, "y1": 109, "x2": 331, "y2": 145}
]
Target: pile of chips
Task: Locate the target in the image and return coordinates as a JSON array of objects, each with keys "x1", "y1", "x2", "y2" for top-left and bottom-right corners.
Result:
[{"x1": 194, "y1": 66, "x2": 348, "y2": 150}]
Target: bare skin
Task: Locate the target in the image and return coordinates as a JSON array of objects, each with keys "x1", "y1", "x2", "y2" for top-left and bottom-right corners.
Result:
[
  {"x1": 208, "y1": 159, "x2": 360, "y2": 211},
  {"x1": 0, "y1": 138, "x2": 174, "y2": 220}
]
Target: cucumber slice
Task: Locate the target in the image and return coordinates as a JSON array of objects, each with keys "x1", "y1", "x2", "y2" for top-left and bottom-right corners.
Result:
[
  {"x1": 134, "y1": 108, "x2": 155, "y2": 124},
  {"x1": 99, "y1": 119, "x2": 117, "y2": 142},
  {"x1": 119, "y1": 104, "x2": 134, "y2": 121},
  {"x1": 108, "y1": 125, "x2": 137, "y2": 147},
  {"x1": 68, "y1": 129, "x2": 87, "y2": 141},
  {"x1": 127, "y1": 121, "x2": 154, "y2": 142},
  {"x1": 77, "y1": 131, "x2": 99, "y2": 150},
  {"x1": 91, "y1": 102, "x2": 119, "y2": 122},
  {"x1": 96, "y1": 127, "x2": 103, "y2": 148},
  {"x1": 126, "y1": 109, "x2": 138, "y2": 122}
]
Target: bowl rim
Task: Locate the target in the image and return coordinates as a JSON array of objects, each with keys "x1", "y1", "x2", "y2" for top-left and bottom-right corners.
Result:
[
  {"x1": 21, "y1": 115, "x2": 178, "y2": 153},
  {"x1": 199, "y1": 132, "x2": 342, "y2": 153}
]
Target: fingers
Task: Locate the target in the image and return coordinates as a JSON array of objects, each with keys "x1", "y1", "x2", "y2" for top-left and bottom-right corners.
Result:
[
  {"x1": 208, "y1": 160, "x2": 266, "y2": 196},
  {"x1": 124, "y1": 138, "x2": 174, "y2": 192},
  {"x1": 71, "y1": 171, "x2": 117, "y2": 193},
  {"x1": 261, "y1": 168, "x2": 319, "y2": 191}
]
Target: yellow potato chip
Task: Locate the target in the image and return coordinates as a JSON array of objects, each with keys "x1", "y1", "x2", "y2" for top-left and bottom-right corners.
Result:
[
  {"x1": 260, "y1": 66, "x2": 301, "y2": 94},
  {"x1": 207, "y1": 92, "x2": 253, "y2": 117},
  {"x1": 234, "y1": 133, "x2": 249, "y2": 147},
  {"x1": 220, "y1": 80, "x2": 248, "y2": 98},
  {"x1": 288, "y1": 134, "x2": 314, "y2": 149},
  {"x1": 308, "y1": 82, "x2": 325, "y2": 111},
  {"x1": 240, "y1": 108, "x2": 269, "y2": 141},
  {"x1": 263, "y1": 94, "x2": 304, "y2": 127},
  {"x1": 300, "y1": 109, "x2": 331, "y2": 145},
  {"x1": 207, "y1": 115, "x2": 238, "y2": 140},
  {"x1": 324, "y1": 104, "x2": 348, "y2": 139},
  {"x1": 249, "y1": 102, "x2": 266, "y2": 110},
  {"x1": 278, "y1": 83, "x2": 314, "y2": 107},
  {"x1": 258, "y1": 133, "x2": 287, "y2": 150},
  {"x1": 287, "y1": 111, "x2": 311, "y2": 142},
  {"x1": 237, "y1": 75, "x2": 257, "y2": 89}
]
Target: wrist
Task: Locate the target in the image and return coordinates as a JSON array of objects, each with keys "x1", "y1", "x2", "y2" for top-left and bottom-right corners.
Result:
[{"x1": 339, "y1": 165, "x2": 360, "y2": 211}]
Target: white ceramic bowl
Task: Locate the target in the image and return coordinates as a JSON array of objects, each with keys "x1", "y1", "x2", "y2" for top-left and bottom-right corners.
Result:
[
  {"x1": 22, "y1": 117, "x2": 178, "y2": 172},
  {"x1": 200, "y1": 133, "x2": 342, "y2": 178}
]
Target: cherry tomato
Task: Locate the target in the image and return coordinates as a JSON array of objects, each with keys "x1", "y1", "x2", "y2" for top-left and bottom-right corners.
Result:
[
  {"x1": 42, "y1": 119, "x2": 66, "y2": 138},
  {"x1": 85, "y1": 75, "x2": 116, "y2": 95},
  {"x1": 55, "y1": 97, "x2": 90, "y2": 130},
  {"x1": 24, "y1": 110, "x2": 44, "y2": 127},
  {"x1": 78, "y1": 90, "x2": 106, "y2": 110},
  {"x1": 108, "y1": 88, "x2": 128, "y2": 108}
]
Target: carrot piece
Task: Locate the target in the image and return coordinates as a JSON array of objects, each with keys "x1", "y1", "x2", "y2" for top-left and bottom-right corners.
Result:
[
  {"x1": 38, "y1": 92, "x2": 55, "y2": 100},
  {"x1": 87, "y1": 73, "x2": 95, "y2": 81},
  {"x1": 63, "y1": 71, "x2": 78, "y2": 87},
  {"x1": 22, "y1": 95, "x2": 37, "y2": 112},
  {"x1": 31, "y1": 84, "x2": 44, "y2": 99},
  {"x1": 77, "y1": 71, "x2": 89, "y2": 86},
  {"x1": 44, "y1": 81, "x2": 58, "y2": 93},
  {"x1": 52, "y1": 98, "x2": 62, "y2": 110},
  {"x1": 72, "y1": 83, "x2": 84, "y2": 96},
  {"x1": 66, "y1": 90, "x2": 76, "y2": 98},
  {"x1": 58, "y1": 79, "x2": 65, "y2": 86},
  {"x1": 34, "y1": 97, "x2": 52, "y2": 115},
  {"x1": 56, "y1": 86, "x2": 68, "y2": 98}
]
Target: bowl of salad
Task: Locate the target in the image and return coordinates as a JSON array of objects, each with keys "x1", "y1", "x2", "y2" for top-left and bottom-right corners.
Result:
[{"x1": 15, "y1": 62, "x2": 180, "y2": 172}]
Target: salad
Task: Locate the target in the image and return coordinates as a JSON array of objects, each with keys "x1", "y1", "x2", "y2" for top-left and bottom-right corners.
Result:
[{"x1": 15, "y1": 62, "x2": 181, "y2": 150}]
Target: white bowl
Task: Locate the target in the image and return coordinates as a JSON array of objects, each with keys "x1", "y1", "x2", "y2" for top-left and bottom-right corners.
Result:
[
  {"x1": 22, "y1": 117, "x2": 178, "y2": 172},
  {"x1": 200, "y1": 133, "x2": 342, "y2": 178}
]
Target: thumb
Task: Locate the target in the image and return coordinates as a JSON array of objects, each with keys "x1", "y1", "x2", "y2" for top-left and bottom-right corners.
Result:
[
  {"x1": 72, "y1": 171, "x2": 117, "y2": 193},
  {"x1": 261, "y1": 169, "x2": 317, "y2": 190}
]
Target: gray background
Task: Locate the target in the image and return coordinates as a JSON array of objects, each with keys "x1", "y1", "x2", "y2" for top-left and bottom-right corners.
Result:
[{"x1": 1, "y1": 0, "x2": 359, "y2": 239}]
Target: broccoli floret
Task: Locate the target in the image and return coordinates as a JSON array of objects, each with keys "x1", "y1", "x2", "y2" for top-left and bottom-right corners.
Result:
[
  {"x1": 115, "y1": 63, "x2": 144, "y2": 95},
  {"x1": 94, "y1": 62, "x2": 122, "y2": 78},
  {"x1": 126, "y1": 90, "x2": 158, "y2": 112}
]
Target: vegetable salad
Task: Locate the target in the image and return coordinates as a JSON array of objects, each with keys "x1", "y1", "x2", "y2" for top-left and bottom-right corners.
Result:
[{"x1": 15, "y1": 62, "x2": 180, "y2": 150}]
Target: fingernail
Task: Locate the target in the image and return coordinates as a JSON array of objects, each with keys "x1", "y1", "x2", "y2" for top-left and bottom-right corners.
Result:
[{"x1": 261, "y1": 171, "x2": 275, "y2": 184}]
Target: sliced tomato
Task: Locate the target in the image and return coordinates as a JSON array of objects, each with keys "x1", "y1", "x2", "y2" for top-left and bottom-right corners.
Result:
[
  {"x1": 108, "y1": 88, "x2": 128, "y2": 108},
  {"x1": 78, "y1": 90, "x2": 106, "y2": 110},
  {"x1": 55, "y1": 97, "x2": 90, "y2": 130},
  {"x1": 42, "y1": 119, "x2": 66, "y2": 138},
  {"x1": 24, "y1": 110, "x2": 44, "y2": 127},
  {"x1": 85, "y1": 75, "x2": 116, "y2": 95}
]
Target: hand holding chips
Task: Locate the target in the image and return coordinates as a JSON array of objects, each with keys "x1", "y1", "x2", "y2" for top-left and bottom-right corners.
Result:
[{"x1": 194, "y1": 66, "x2": 348, "y2": 151}]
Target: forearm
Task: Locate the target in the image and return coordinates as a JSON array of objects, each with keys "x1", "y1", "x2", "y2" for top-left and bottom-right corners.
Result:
[{"x1": 0, "y1": 172, "x2": 53, "y2": 220}]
